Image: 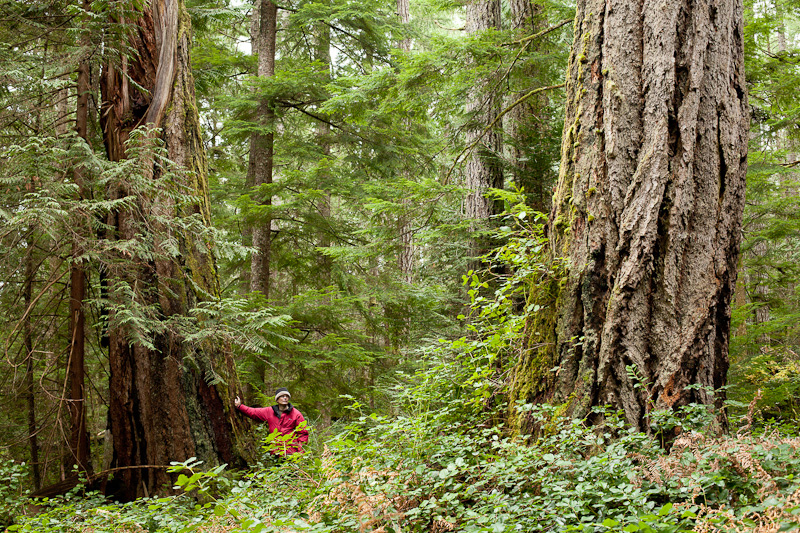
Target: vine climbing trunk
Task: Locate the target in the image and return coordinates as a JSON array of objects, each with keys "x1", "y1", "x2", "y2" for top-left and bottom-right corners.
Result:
[
  {"x1": 100, "y1": 0, "x2": 249, "y2": 500},
  {"x1": 512, "y1": 0, "x2": 749, "y2": 431}
]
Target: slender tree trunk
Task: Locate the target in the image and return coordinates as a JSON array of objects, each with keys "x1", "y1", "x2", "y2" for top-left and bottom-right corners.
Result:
[
  {"x1": 100, "y1": 0, "x2": 249, "y2": 500},
  {"x1": 23, "y1": 246, "x2": 42, "y2": 490},
  {"x1": 465, "y1": 0, "x2": 503, "y2": 264},
  {"x1": 315, "y1": 19, "x2": 333, "y2": 285},
  {"x1": 67, "y1": 1, "x2": 92, "y2": 473},
  {"x1": 244, "y1": 0, "x2": 278, "y2": 401},
  {"x1": 396, "y1": 0, "x2": 415, "y2": 283},
  {"x1": 512, "y1": 0, "x2": 748, "y2": 431},
  {"x1": 248, "y1": 0, "x2": 278, "y2": 298},
  {"x1": 506, "y1": 0, "x2": 550, "y2": 212},
  {"x1": 67, "y1": 260, "x2": 90, "y2": 473}
]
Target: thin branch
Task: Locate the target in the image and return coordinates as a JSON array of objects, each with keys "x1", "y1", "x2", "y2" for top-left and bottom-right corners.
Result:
[
  {"x1": 504, "y1": 18, "x2": 573, "y2": 46},
  {"x1": 443, "y1": 83, "x2": 565, "y2": 185},
  {"x1": 434, "y1": 20, "x2": 465, "y2": 31},
  {"x1": 4, "y1": 268, "x2": 68, "y2": 363}
]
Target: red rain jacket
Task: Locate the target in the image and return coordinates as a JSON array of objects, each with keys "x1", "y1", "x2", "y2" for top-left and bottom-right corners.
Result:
[{"x1": 237, "y1": 403, "x2": 309, "y2": 455}]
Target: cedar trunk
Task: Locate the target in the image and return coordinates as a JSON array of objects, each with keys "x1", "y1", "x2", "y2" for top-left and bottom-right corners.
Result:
[
  {"x1": 100, "y1": 0, "x2": 248, "y2": 500},
  {"x1": 514, "y1": 0, "x2": 748, "y2": 430}
]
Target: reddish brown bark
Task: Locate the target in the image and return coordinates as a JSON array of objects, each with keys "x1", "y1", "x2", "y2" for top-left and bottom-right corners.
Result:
[{"x1": 100, "y1": 0, "x2": 248, "y2": 500}]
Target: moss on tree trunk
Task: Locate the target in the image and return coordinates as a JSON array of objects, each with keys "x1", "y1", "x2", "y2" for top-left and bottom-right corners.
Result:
[
  {"x1": 512, "y1": 0, "x2": 749, "y2": 432},
  {"x1": 100, "y1": 0, "x2": 251, "y2": 500}
]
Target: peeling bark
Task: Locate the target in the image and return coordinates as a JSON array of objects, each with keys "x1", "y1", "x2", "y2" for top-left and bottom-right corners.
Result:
[{"x1": 541, "y1": 0, "x2": 748, "y2": 430}]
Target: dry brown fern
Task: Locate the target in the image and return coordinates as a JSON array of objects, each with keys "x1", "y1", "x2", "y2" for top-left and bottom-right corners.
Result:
[{"x1": 306, "y1": 445, "x2": 411, "y2": 533}]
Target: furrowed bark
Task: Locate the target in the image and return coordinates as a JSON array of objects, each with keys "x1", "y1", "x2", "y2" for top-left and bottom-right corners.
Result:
[
  {"x1": 465, "y1": 0, "x2": 504, "y2": 266},
  {"x1": 517, "y1": 0, "x2": 748, "y2": 431},
  {"x1": 248, "y1": 0, "x2": 278, "y2": 298}
]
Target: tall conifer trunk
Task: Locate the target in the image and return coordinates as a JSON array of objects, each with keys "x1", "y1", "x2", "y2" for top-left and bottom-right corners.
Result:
[
  {"x1": 396, "y1": 0, "x2": 414, "y2": 283},
  {"x1": 465, "y1": 0, "x2": 503, "y2": 265},
  {"x1": 314, "y1": 18, "x2": 333, "y2": 285},
  {"x1": 23, "y1": 246, "x2": 41, "y2": 490},
  {"x1": 506, "y1": 0, "x2": 549, "y2": 212},
  {"x1": 100, "y1": 0, "x2": 247, "y2": 500},
  {"x1": 67, "y1": 0, "x2": 92, "y2": 474},
  {"x1": 248, "y1": 0, "x2": 278, "y2": 297},
  {"x1": 512, "y1": 0, "x2": 749, "y2": 430}
]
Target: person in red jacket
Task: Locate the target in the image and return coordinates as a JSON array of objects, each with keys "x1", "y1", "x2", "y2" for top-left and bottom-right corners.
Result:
[{"x1": 234, "y1": 387, "x2": 309, "y2": 456}]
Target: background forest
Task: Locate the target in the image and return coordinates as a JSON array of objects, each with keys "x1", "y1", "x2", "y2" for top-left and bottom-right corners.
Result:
[{"x1": 1, "y1": 0, "x2": 800, "y2": 531}]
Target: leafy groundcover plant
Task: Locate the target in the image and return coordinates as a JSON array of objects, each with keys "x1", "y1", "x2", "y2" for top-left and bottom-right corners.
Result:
[{"x1": 6, "y1": 392, "x2": 800, "y2": 533}]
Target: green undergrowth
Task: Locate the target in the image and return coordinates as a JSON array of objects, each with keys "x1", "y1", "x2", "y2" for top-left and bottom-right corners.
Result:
[{"x1": 6, "y1": 394, "x2": 800, "y2": 533}]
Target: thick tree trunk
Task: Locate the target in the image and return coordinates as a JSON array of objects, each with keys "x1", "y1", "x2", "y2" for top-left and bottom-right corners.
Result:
[
  {"x1": 248, "y1": 0, "x2": 278, "y2": 297},
  {"x1": 514, "y1": 0, "x2": 748, "y2": 431},
  {"x1": 100, "y1": 0, "x2": 248, "y2": 500},
  {"x1": 465, "y1": 0, "x2": 503, "y2": 264}
]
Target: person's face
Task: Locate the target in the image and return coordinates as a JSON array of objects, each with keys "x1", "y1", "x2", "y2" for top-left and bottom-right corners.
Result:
[{"x1": 277, "y1": 393, "x2": 290, "y2": 406}]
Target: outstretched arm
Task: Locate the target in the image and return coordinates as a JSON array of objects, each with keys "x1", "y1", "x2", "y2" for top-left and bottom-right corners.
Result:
[{"x1": 234, "y1": 396, "x2": 271, "y2": 422}]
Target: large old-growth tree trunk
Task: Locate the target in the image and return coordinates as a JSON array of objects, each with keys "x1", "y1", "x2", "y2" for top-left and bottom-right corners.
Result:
[
  {"x1": 100, "y1": 0, "x2": 248, "y2": 500},
  {"x1": 512, "y1": 0, "x2": 749, "y2": 430}
]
